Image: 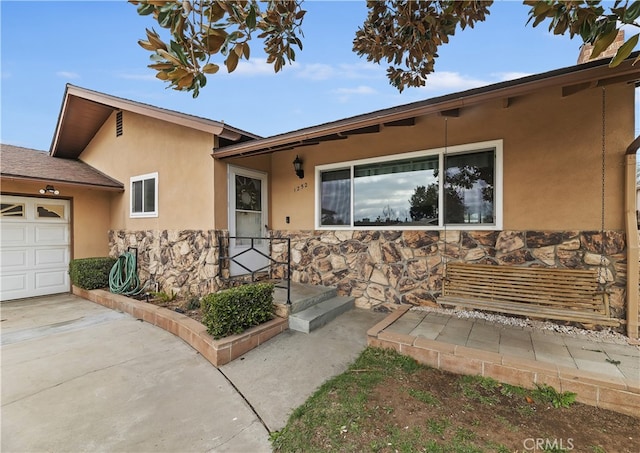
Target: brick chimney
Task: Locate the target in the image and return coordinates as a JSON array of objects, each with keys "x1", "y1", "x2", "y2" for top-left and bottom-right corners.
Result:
[{"x1": 577, "y1": 30, "x2": 625, "y2": 64}]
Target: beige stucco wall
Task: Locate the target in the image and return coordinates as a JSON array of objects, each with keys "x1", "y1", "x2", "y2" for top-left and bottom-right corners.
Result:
[
  {"x1": 256, "y1": 83, "x2": 634, "y2": 232},
  {"x1": 80, "y1": 111, "x2": 218, "y2": 231},
  {"x1": 1, "y1": 179, "x2": 113, "y2": 258}
]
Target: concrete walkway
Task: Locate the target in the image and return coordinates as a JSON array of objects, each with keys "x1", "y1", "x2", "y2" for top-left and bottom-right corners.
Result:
[
  {"x1": 1, "y1": 294, "x2": 385, "y2": 451},
  {"x1": 220, "y1": 308, "x2": 386, "y2": 432}
]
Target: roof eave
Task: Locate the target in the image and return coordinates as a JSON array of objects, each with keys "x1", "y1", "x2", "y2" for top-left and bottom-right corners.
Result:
[
  {"x1": 51, "y1": 84, "x2": 260, "y2": 158},
  {"x1": 0, "y1": 174, "x2": 124, "y2": 192},
  {"x1": 213, "y1": 53, "x2": 640, "y2": 159}
]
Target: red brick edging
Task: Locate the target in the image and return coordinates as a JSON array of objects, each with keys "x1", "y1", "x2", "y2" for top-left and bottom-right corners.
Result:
[
  {"x1": 72, "y1": 286, "x2": 288, "y2": 367},
  {"x1": 367, "y1": 305, "x2": 640, "y2": 418}
]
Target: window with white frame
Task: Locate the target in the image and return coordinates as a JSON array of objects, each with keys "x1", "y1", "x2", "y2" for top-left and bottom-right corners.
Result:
[
  {"x1": 130, "y1": 172, "x2": 158, "y2": 218},
  {"x1": 316, "y1": 140, "x2": 502, "y2": 230}
]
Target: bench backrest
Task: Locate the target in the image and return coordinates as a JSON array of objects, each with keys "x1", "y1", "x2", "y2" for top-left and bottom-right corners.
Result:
[{"x1": 443, "y1": 263, "x2": 606, "y2": 314}]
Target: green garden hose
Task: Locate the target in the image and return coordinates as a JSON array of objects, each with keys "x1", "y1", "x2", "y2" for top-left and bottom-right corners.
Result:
[{"x1": 109, "y1": 251, "x2": 143, "y2": 296}]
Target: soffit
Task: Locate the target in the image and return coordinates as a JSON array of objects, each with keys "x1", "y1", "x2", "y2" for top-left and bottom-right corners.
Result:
[{"x1": 50, "y1": 85, "x2": 260, "y2": 159}]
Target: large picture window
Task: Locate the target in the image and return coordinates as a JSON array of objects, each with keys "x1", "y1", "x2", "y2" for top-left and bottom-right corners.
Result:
[
  {"x1": 130, "y1": 172, "x2": 158, "y2": 218},
  {"x1": 316, "y1": 140, "x2": 502, "y2": 230}
]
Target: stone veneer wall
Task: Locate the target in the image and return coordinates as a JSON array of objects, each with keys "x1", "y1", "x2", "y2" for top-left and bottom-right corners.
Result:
[
  {"x1": 108, "y1": 230, "x2": 227, "y2": 297},
  {"x1": 271, "y1": 230, "x2": 627, "y2": 328},
  {"x1": 109, "y1": 228, "x2": 628, "y2": 330}
]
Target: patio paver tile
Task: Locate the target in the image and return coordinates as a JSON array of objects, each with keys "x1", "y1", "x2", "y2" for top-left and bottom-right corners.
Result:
[
  {"x1": 605, "y1": 353, "x2": 640, "y2": 370},
  {"x1": 573, "y1": 358, "x2": 627, "y2": 378},
  {"x1": 422, "y1": 312, "x2": 451, "y2": 323},
  {"x1": 598, "y1": 343, "x2": 640, "y2": 357},
  {"x1": 464, "y1": 339, "x2": 500, "y2": 354},
  {"x1": 566, "y1": 345, "x2": 610, "y2": 361},
  {"x1": 468, "y1": 324, "x2": 500, "y2": 343},
  {"x1": 385, "y1": 312, "x2": 426, "y2": 335},
  {"x1": 410, "y1": 322, "x2": 445, "y2": 340},
  {"x1": 499, "y1": 346, "x2": 536, "y2": 360},
  {"x1": 618, "y1": 367, "x2": 640, "y2": 385}
]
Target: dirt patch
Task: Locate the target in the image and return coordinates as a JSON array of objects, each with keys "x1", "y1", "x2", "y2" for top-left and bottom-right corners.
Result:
[
  {"x1": 144, "y1": 296, "x2": 204, "y2": 323},
  {"x1": 274, "y1": 348, "x2": 639, "y2": 453},
  {"x1": 363, "y1": 368, "x2": 638, "y2": 452}
]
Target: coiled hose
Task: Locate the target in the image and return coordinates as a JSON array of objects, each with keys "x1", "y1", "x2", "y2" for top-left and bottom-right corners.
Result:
[{"x1": 109, "y1": 251, "x2": 144, "y2": 296}]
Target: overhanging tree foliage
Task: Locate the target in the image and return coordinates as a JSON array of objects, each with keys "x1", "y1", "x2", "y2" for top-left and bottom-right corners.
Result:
[{"x1": 130, "y1": 0, "x2": 640, "y2": 97}]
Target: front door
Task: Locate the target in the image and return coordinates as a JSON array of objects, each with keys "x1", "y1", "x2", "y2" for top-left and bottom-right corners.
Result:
[{"x1": 228, "y1": 166, "x2": 269, "y2": 277}]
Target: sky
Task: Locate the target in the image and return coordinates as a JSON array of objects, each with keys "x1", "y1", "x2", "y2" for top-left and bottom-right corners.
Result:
[{"x1": 1, "y1": 0, "x2": 638, "y2": 153}]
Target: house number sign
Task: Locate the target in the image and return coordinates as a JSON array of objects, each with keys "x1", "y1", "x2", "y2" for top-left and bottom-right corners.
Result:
[{"x1": 294, "y1": 182, "x2": 308, "y2": 192}]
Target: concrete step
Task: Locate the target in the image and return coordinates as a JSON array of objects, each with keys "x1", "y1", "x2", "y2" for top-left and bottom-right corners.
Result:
[
  {"x1": 288, "y1": 296, "x2": 355, "y2": 334},
  {"x1": 274, "y1": 282, "x2": 338, "y2": 314}
]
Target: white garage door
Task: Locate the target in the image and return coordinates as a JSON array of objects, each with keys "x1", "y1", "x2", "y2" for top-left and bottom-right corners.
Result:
[{"x1": 1, "y1": 195, "x2": 71, "y2": 301}]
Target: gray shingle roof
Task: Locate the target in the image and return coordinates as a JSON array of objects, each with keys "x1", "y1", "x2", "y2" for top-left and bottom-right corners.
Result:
[{"x1": 1, "y1": 144, "x2": 123, "y2": 190}]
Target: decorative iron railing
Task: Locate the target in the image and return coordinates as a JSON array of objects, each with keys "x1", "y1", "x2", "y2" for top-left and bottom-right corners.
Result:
[{"x1": 217, "y1": 235, "x2": 291, "y2": 304}]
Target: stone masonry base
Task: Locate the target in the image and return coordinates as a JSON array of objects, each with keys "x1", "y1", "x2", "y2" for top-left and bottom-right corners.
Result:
[
  {"x1": 367, "y1": 305, "x2": 640, "y2": 418},
  {"x1": 72, "y1": 286, "x2": 288, "y2": 367}
]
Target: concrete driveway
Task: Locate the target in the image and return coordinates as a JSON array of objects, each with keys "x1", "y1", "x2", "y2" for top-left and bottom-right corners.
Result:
[{"x1": 1, "y1": 294, "x2": 271, "y2": 452}]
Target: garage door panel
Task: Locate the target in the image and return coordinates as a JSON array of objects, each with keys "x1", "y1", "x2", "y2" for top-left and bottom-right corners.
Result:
[
  {"x1": 0, "y1": 249, "x2": 29, "y2": 269},
  {"x1": 0, "y1": 224, "x2": 28, "y2": 246},
  {"x1": 34, "y1": 270, "x2": 68, "y2": 290},
  {"x1": 34, "y1": 225, "x2": 69, "y2": 245},
  {"x1": 1, "y1": 273, "x2": 29, "y2": 296},
  {"x1": 35, "y1": 248, "x2": 69, "y2": 267}
]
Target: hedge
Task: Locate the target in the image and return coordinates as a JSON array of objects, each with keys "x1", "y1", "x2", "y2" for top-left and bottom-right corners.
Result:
[
  {"x1": 69, "y1": 257, "x2": 117, "y2": 290},
  {"x1": 202, "y1": 283, "x2": 275, "y2": 339}
]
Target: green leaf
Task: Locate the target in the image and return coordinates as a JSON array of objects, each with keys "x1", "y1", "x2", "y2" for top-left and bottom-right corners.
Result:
[
  {"x1": 157, "y1": 9, "x2": 173, "y2": 28},
  {"x1": 137, "y1": 3, "x2": 156, "y2": 16},
  {"x1": 609, "y1": 33, "x2": 639, "y2": 67},
  {"x1": 624, "y1": 1, "x2": 640, "y2": 22},
  {"x1": 170, "y1": 40, "x2": 189, "y2": 65},
  {"x1": 197, "y1": 73, "x2": 207, "y2": 88},
  {"x1": 590, "y1": 26, "x2": 619, "y2": 59},
  {"x1": 246, "y1": 4, "x2": 257, "y2": 29}
]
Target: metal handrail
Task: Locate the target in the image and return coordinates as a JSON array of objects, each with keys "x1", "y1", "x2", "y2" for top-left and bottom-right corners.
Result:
[{"x1": 218, "y1": 235, "x2": 291, "y2": 304}]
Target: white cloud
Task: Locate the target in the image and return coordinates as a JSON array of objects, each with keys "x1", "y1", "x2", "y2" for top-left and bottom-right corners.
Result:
[
  {"x1": 296, "y1": 63, "x2": 336, "y2": 81},
  {"x1": 331, "y1": 85, "x2": 377, "y2": 102},
  {"x1": 116, "y1": 72, "x2": 157, "y2": 81},
  {"x1": 419, "y1": 71, "x2": 488, "y2": 92},
  {"x1": 296, "y1": 61, "x2": 383, "y2": 81},
  {"x1": 335, "y1": 62, "x2": 384, "y2": 80},
  {"x1": 56, "y1": 71, "x2": 80, "y2": 79},
  {"x1": 228, "y1": 58, "x2": 279, "y2": 76}
]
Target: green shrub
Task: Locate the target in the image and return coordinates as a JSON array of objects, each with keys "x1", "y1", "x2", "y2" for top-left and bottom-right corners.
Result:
[
  {"x1": 201, "y1": 283, "x2": 275, "y2": 339},
  {"x1": 69, "y1": 257, "x2": 117, "y2": 290}
]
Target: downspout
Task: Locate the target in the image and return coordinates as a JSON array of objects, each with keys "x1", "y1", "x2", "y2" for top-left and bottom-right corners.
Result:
[{"x1": 625, "y1": 136, "x2": 639, "y2": 339}]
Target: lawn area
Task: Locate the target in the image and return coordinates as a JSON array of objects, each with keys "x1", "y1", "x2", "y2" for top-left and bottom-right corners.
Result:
[{"x1": 271, "y1": 347, "x2": 639, "y2": 453}]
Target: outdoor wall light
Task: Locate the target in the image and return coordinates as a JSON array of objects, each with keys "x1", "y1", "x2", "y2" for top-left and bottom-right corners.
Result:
[
  {"x1": 293, "y1": 155, "x2": 304, "y2": 179},
  {"x1": 39, "y1": 185, "x2": 60, "y2": 195}
]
